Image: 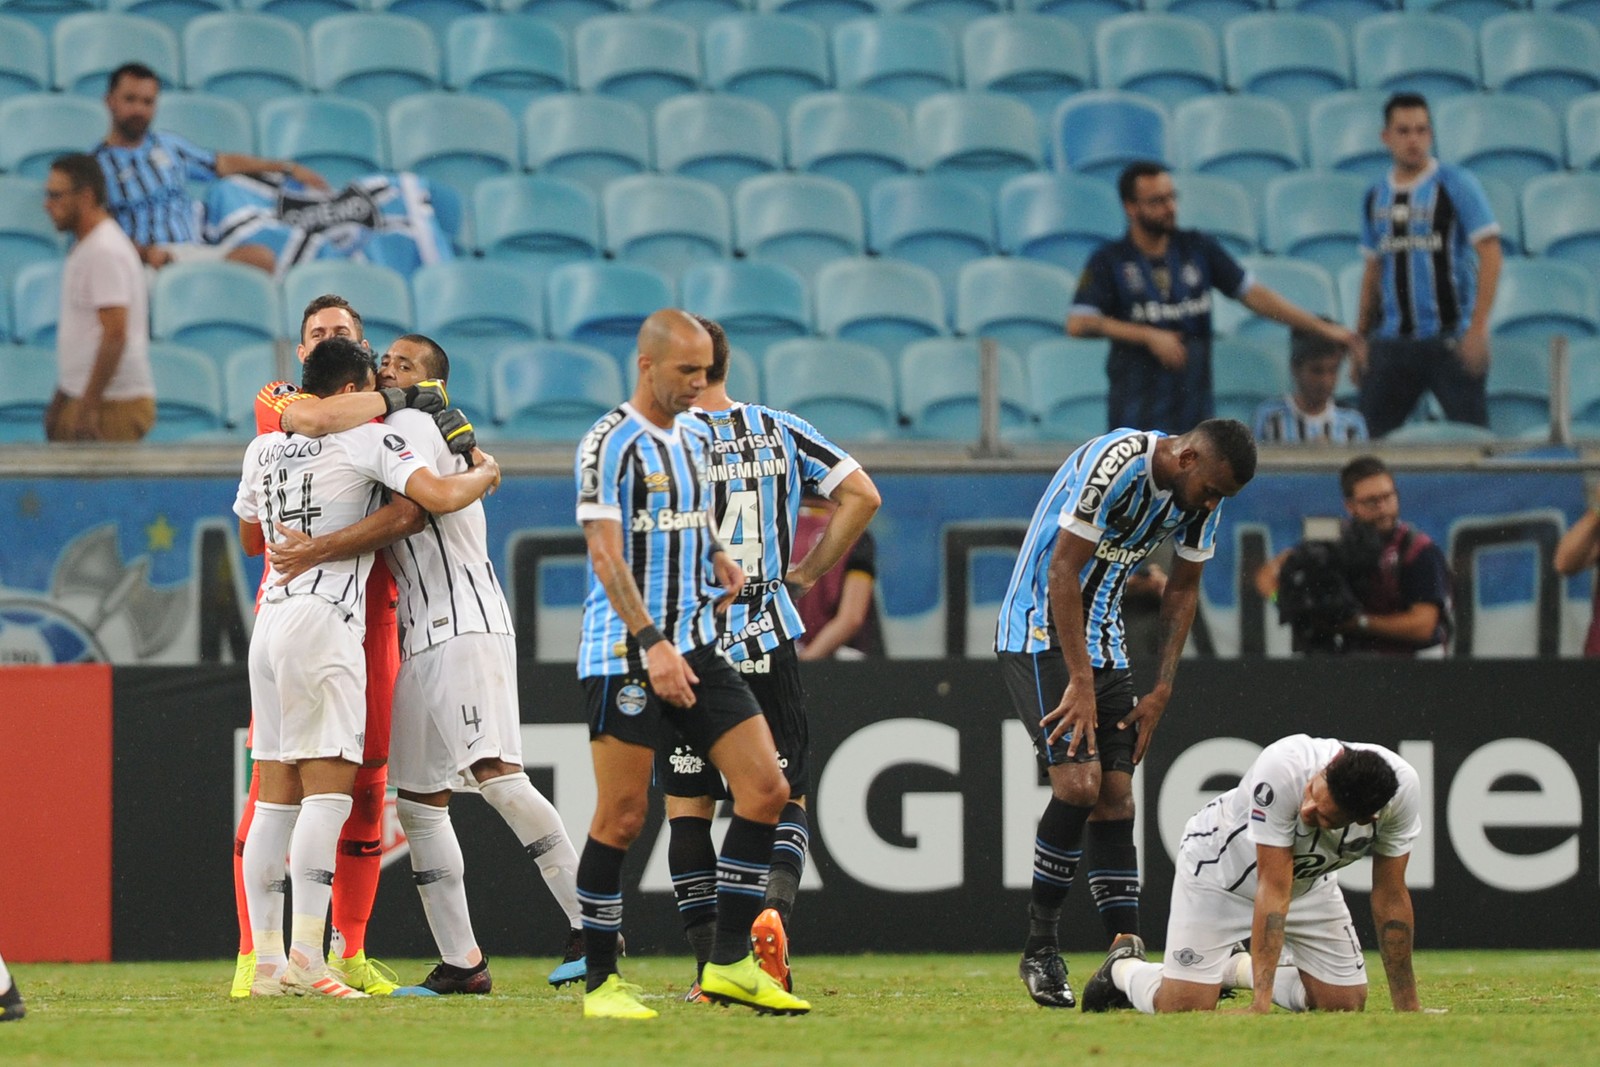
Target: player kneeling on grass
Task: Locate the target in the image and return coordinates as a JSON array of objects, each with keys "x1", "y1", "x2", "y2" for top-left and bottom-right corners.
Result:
[{"x1": 1081, "y1": 734, "x2": 1423, "y2": 1015}]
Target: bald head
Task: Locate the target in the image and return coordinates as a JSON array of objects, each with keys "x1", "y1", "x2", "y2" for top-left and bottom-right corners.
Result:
[
  {"x1": 638, "y1": 309, "x2": 708, "y2": 362},
  {"x1": 634, "y1": 308, "x2": 713, "y2": 421}
]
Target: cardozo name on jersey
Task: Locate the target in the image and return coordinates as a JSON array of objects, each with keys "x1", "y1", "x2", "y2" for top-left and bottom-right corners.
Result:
[{"x1": 630, "y1": 508, "x2": 710, "y2": 533}]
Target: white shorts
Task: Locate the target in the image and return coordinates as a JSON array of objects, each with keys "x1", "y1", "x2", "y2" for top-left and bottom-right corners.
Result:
[
  {"x1": 248, "y1": 596, "x2": 366, "y2": 764},
  {"x1": 1161, "y1": 871, "x2": 1368, "y2": 988},
  {"x1": 389, "y1": 632, "x2": 523, "y2": 794}
]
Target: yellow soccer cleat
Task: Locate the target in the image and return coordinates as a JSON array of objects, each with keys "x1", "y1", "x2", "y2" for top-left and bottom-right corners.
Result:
[
  {"x1": 582, "y1": 974, "x2": 658, "y2": 1020},
  {"x1": 230, "y1": 951, "x2": 257, "y2": 999},
  {"x1": 326, "y1": 950, "x2": 399, "y2": 996},
  {"x1": 699, "y1": 954, "x2": 811, "y2": 1015}
]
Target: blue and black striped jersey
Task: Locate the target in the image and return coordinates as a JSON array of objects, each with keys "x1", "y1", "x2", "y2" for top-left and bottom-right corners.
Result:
[
  {"x1": 994, "y1": 429, "x2": 1224, "y2": 668},
  {"x1": 1251, "y1": 397, "x2": 1369, "y2": 444},
  {"x1": 94, "y1": 132, "x2": 218, "y2": 246}
]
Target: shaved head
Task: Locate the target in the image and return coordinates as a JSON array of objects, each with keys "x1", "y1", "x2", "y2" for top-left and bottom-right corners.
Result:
[
  {"x1": 638, "y1": 309, "x2": 709, "y2": 364},
  {"x1": 633, "y1": 308, "x2": 713, "y2": 424}
]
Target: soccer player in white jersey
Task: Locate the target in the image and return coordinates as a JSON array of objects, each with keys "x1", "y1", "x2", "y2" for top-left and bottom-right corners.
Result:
[
  {"x1": 1080, "y1": 735, "x2": 1423, "y2": 1015},
  {"x1": 0, "y1": 950, "x2": 22, "y2": 1021},
  {"x1": 233, "y1": 337, "x2": 501, "y2": 997}
]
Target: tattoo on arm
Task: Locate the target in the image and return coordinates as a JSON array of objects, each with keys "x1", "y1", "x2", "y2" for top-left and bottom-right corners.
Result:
[{"x1": 596, "y1": 552, "x2": 650, "y2": 633}]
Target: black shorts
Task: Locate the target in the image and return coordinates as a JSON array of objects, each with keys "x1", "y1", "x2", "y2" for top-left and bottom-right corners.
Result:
[
  {"x1": 584, "y1": 644, "x2": 762, "y2": 760},
  {"x1": 657, "y1": 641, "x2": 810, "y2": 800},
  {"x1": 996, "y1": 650, "x2": 1138, "y2": 775}
]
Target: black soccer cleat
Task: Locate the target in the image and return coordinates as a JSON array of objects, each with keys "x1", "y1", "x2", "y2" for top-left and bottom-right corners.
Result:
[
  {"x1": 0, "y1": 980, "x2": 24, "y2": 1022},
  {"x1": 1018, "y1": 948, "x2": 1075, "y2": 1008},
  {"x1": 420, "y1": 958, "x2": 492, "y2": 995},
  {"x1": 1080, "y1": 933, "x2": 1145, "y2": 1013}
]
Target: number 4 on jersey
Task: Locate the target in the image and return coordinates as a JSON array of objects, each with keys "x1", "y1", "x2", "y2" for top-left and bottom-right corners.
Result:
[{"x1": 716, "y1": 489, "x2": 763, "y2": 578}]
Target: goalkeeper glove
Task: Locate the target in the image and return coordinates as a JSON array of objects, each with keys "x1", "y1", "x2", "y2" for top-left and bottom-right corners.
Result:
[
  {"x1": 380, "y1": 379, "x2": 450, "y2": 416},
  {"x1": 434, "y1": 407, "x2": 478, "y2": 461}
]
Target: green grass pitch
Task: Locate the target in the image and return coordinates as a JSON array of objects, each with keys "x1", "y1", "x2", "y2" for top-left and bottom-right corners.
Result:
[{"x1": 2, "y1": 952, "x2": 1596, "y2": 1065}]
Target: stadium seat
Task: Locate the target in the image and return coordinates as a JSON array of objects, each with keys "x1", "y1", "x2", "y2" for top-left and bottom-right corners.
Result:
[
  {"x1": 0, "y1": 93, "x2": 103, "y2": 180},
  {"x1": 1307, "y1": 90, "x2": 1392, "y2": 182},
  {"x1": 653, "y1": 93, "x2": 784, "y2": 197},
  {"x1": 1566, "y1": 337, "x2": 1600, "y2": 424},
  {"x1": 1051, "y1": 90, "x2": 1168, "y2": 180},
  {"x1": 813, "y1": 257, "x2": 946, "y2": 360},
  {"x1": 574, "y1": 14, "x2": 700, "y2": 110},
  {"x1": 1172, "y1": 93, "x2": 1301, "y2": 202},
  {"x1": 1480, "y1": 176, "x2": 1523, "y2": 255},
  {"x1": 237, "y1": 0, "x2": 361, "y2": 33},
  {"x1": 1336, "y1": 260, "x2": 1364, "y2": 331},
  {"x1": 1568, "y1": 91, "x2": 1600, "y2": 170},
  {"x1": 473, "y1": 174, "x2": 600, "y2": 281},
  {"x1": 601, "y1": 174, "x2": 732, "y2": 282},
  {"x1": 1223, "y1": 13, "x2": 1351, "y2": 139},
  {"x1": 761, "y1": 338, "x2": 899, "y2": 441},
  {"x1": 543, "y1": 261, "x2": 674, "y2": 367},
  {"x1": 898, "y1": 336, "x2": 1031, "y2": 440},
  {"x1": 1434, "y1": 94, "x2": 1564, "y2": 190},
  {"x1": 733, "y1": 171, "x2": 865, "y2": 282},
  {"x1": 183, "y1": 14, "x2": 308, "y2": 112},
  {"x1": 147, "y1": 342, "x2": 227, "y2": 441},
  {"x1": 1353, "y1": 13, "x2": 1481, "y2": 99},
  {"x1": 1170, "y1": 172, "x2": 1256, "y2": 258},
  {"x1": 309, "y1": 14, "x2": 441, "y2": 112},
  {"x1": 1095, "y1": 13, "x2": 1224, "y2": 112},
  {"x1": 0, "y1": 15, "x2": 49, "y2": 101},
  {"x1": 1262, "y1": 171, "x2": 1368, "y2": 276},
  {"x1": 387, "y1": 92, "x2": 518, "y2": 199},
  {"x1": 222, "y1": 343, "x2": 280, "y2": 435},
  {"x1": 756, "y1": 0, "x2": 875, "y2": 32},
  {"x1": 109, "y1": 0, "x2": 229, "y2": 35},
  {"x1": 679, "y1": 259, "x2": 811, "y2": 360},
  {"x1": 155, "y1": 92, "x2": 253, "y2": 156},
  {"x1": 54, "y1": 13, "x2": 180, "y2": 95},
  {"x1": 436, "y1": 349, "x2": 491, "y2": 430},
  {"x1": 914, "y1": 92, "x2": 1042, "y2": 200},
  {"x1": 831, "y1": 15, "x2": 960, "y2": 110},
  {"x1": 702, "y1": 13, "x2": 831, "y2": 118},
  {"x1": 1145, "y1": 0, "x2": 1267, "y2": 34},
  {"x1": 1483, "y1": 337, "x2": 1551, "y2": 437},
  {"x1": 997, "y1": 171, "x2": 1122, "y2": 274},
  {"x1": 961, "y1": 15, "x2": 1089, "y2": 149},
  {"x1": 1214, "y1": 255, "x2": 1338, "y2": 345},
  {"x1": 151, "y1": 262, "x2": 280, "y2": 359},
  {"x1": 1026, "y1": 336, "x2": 1111, "y2": 441},
  {"x1": 444, "y1": 15, "x2": 568, "y2": 117},
  {"x1": 492, "y1": 342, "x2": 624, "y2": 439},
  {"x1": 11, "y1": 259, "x2": 59, "y2": 346},
  {"x1": 281, "y1": 260, "x2": 413, "y2": 353},
  {"x1": 1490, "y1": 259, "x2": 1600, "y2": 338},
  {"x1": 1407, "y1": 0, "x2": 1522, "y2": 33},
  {"x1": 368, "y1": 0, "x2": 492, "y2": 47},
  {"x1": 0, "y1": 345, "x2": 59, "y2": 442},
  {"x1": 257, "y1": 95, "x2": 385, "y2": 187},
  {"x1": 634, "y1": 0, "x2": 745, "y2": 33},
  {"x1": 1522, "y1": 172, "x2": 1600, "y2": 273},
  {"x1": 1382, "y1": 418, "x2": 1498, "y2": 444},
  {"x1": 886, "y1": 0, "x2": 1005, "y2": 34},
  {"x1": 955, "y1": 256, "x2": 1075, "y2": 350},
  {"x1": 1480, "y1": 12, "x2": 1600, "y2": 114},
  {"x1": 1211, "y1": 335, "x2": 1289, "y2": 424},
  {"x1": 411, "y1": 260, "x2": 544, "y2": 374},
  {"x1": 868, "y1": 175, "x2": 994, "y2": 305},
  {"x1": 1014, "y1": 0, "x2": 1138, "y2": 39},
  {"x1": 522, "y1": 93, "x2": 651, "y2": 194},
  {"x1": 0, "y1": 176, "x2": 63, "y2": 285},
  {"x1": 787, "y1": 91, "x2": 915, "y2": 205},
  {"x1": 500, "y1": 0, "x2": 623, "y2": 33}
]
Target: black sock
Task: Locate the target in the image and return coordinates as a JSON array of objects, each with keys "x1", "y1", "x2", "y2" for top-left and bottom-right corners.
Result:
[
  {"x1": 668, "y1": 816, "x2": 719, "y2": 969},
  {"x1": 1024, "y1": 797, "x2": 1091, "y2": 955},
  {"x1": 1086, "y1": 818, "x2": 1140, "y2": 941},
  {"x1": 765, "y1": 801, "x2": 808, "y2": 925},
  {"x1": 576, "y1": 836, "x2": 627, "y2": 992},
  {"x1": 710, "y1": 815, "x2": 774, "y2": 966}
]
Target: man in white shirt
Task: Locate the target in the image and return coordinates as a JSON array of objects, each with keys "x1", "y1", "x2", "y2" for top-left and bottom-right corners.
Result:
[{"x1": 42, "y1": 153, "x2": 154, "y2": 442}]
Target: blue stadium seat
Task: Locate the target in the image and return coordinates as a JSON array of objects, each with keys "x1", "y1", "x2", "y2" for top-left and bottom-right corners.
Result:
[
  {"x1": 914, "y1": 91, "x2": 1042, "y2": 200},
  {"x1": 1354, "y1": 13, "x2": 1481, "y2": 99},
  {"x1": 0, "y1": 346, "x2": 58, "y2": 442},
  {"x1": 868, "y1": 175, "x2": 994, "y2": 305},
  {"x1": 222, "y1": 343, "x2": 278, "y2": 435},
  {"x1": 898, "y1": 336, "x2": 1030, "y2": 440},
  {"x1": 1435, "y1": 94, "x2": 1564, "y2": 190},
  {"x1": 1262, "y1": 171, "x2": 1368, "y2": 276},
  {"x1": 575, "y1": 14, "x2": 700, "y2": 110},
  {"x1": 1211, "y1": 335, "x2": 1289, "y2": 424},
  {"x1": 680, "y1": 259, "x2": 811, "y2": 360},
  {"x1": 1567, "y1": 337, "x2": 1600, "y2": 426},
  {"x1": 1481, "y1": 13, "x2": 1600, "y2": 114},
  {"x1": 435, "y1": 349, "x2": 492, "y2": 430},
  {"x1": 602, "y1": 174, "x2": 731, "y2": 282},
  {"x1": 1532, "y1": 0, "x2": 1600, "y2": 31},
  {"x1": 961, "y1": 15, "x2": 1089, "y2": 150},
  {"x1": 369, "y1": 0, "x2": 492, "y2": 47},
  {"x1": 1483, "y1": 337, "x2": 1551, "y2": 437},
  {"x1": 761, "y1": 338, "x2": 899, "y2": 441},
  {"x1": 997, "y1": 170, "x2": 1122, "y2": 274},
  {"x1": 0, "y1": 176, "x2": 63, "y2": 285},
  {"x1": 1171, "y1": 172, "x2": 1256, "y2": 257},
  {"x1": 1307, "y1": 90, "x2": 1392, "y2": 181},
  {"x1": 1568, "y1": 91, "x2": 1600, "y2": 170},
  {"x1": 151, "y1": 262, "x2": 280, "y2": 359},
  {"x1": 1490, "y1": 259, "x2": 1600, "y2": 338},
  {"x1": 492, "y1": 341, "x2": 625, "y2": 439},
  {"x1": 813, "y1": 256, "x2": 946, "y2": 359},
  {"x1": 0, "y1": 15, "x2": 49, "y2": 101},
  {"x1": 635, "y1": 0, "x2": 745, "y2": 33},
  {"x1": 1223, "y1": 13, "x2": 1351, "y2": 139},
  {"x1": 109, "y1": 0, "x2": 229, "y2": 35},
  {"x1": 155, "y1": 92, "x2": 254, "y2": 156},
  {"x1": 1274, "y1": 0, "x2": 1397, "y2": 24},
  {"x1": 1336, "y1": 260, "x2": 1364, "y2": 331},
  {"x1": 1407, "y1": 0, "x2": 1521, "y2": 33},
  {"x1": 1479, "y1": 175, "x2": 1523, "y2": 254},
  {"x1": 309, "y1": 14, "x2": 441, "y2": 112},
  {"x1": 787, "y1": 91, "x2": 915, "y2": 204},
  {"x1": 0, "y1": 93, "x2": 103, "y2": 179},
  {"x1": 884, "y1": 0, "x2": 1004, "y2": 34},
  {"x1": 11, "y1": 259, "x2": 59, "y2": 346},
  {"x1": 183, "y1": 14, "x2": 308, "y2": 111},
  {"x1": 237, "y1": 0, "x2": 361, "y2": 33},
  {"x1": 955, "y1": 256, "x2": 1076, "y2": 350},
  {"x1": 473, "y1": 174, "x2": 600, "y2": 281},
  {"x1": 1213, "y1": 255, "x2": 1338, "y2": 345},
  {"x1": 653, "y1": 93, "x2": 784, "y2": 197},
  {"x1": 501, "y1": 0, "x2": 623, "y2": 33},
  {"x1": 756, "y1": 0, "x2": 875, "y2": 32},
  {"x1": 521, "y1": 93, "x2": 650, "y2": 194},
  {"x1": 1145, "y1": 0, "x2": 1267, "y2": 34},
  {"x1": 543, "y1": 261, "x2": 674, "y2": 367},
  {"x1": 1027, "y1": 336, "x2": 1110, "y2": 441},
  {"x1": 733, "y1": 171, "x2": 865, "y2": 282},
  {"x1": 1172, "y1": 93, "x2": 1300, "y2": 202},
  {"x1": 832, "y1": 15, "x2": 960, "y2": 110},
  {"x1": 412, "y1": 260, "x2": 544, "y2": 374},
  {"x1": 445, "y1": 14, "x2": 568, "y2": 116},
  {"x1": 387, "y1": 92, "x2": 518, "y2": 199},
  {"x1": 1381, "y1": 418, "x2": 1498, "y2": 444},
  {"x1": 54, "y1": 13, "x2": 180, "y2": 95},
  {"x1": 702, "y1": 13, "x2": 831, "y2": 118},
  {"x1": 257, "y1": 95, "x2": 385, "y2": 187},
  {"x1": 1095, "y1": 13, "x2": 1224, "y2": 112},
  {"x1": 1015, "y1": 0, "x2": 1138, "y2": 39},
  {"x1": 1051, "y1": 90, "x2": 1168, "y2": 180},
  {"x1": 148, "y1": 342, "x2": 227, "y2": 441},
  {"x1": 281, "y1": 260, "x2": 413, "y2": 353},
  {"x1": 1522, "y1": 172, "x2": 1600, "y2": 273}
]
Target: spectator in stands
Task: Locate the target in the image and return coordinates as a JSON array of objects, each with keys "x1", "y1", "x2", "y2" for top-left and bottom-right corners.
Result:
[
  {"x1": 43, "y1": 153, "x2": 155, "y2": 443},
  {"x1": 1253, "y1": 323, "x2": 1370, "y2": 445},
  {"x1": 1068, "y1": 161, "x2": 1363, "y2": 435},
  {"x1": 793, "y1": 496, "x2": 883, "y2": 660},
  {"x1": 94, "y1": 62, "x2": 329, "y2": 272},
  {"x1": 1552, "y1": 481, "x2": 1600, "y2": 657},
  {"x1": 1354, "y1": 93, "x2": 1501, "y2": 438}
]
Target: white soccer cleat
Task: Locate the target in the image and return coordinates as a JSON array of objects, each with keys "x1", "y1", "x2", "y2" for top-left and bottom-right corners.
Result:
[{"x1": 280, "y1": 960, "x2": 369, "y2": 998}]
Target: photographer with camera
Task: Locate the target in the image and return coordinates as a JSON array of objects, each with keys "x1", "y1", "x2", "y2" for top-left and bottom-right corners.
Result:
[{"x1": 1256, "y1": 456, "x2": 1452, "y2": 655}]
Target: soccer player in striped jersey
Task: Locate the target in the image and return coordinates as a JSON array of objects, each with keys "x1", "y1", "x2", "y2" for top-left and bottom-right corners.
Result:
[
  {"x1": 574, "y1": 310, "x2": 810, "y2": 1019},
  {"x1": 234, "y1": 337, "x2": 500, "y2": 997},
  {"x1": 1252, "y1": 326, "x2": 1369, "y2": 445},
  {"x1": 661, "y1": 317, "x2": 880, "y2": 998},
  {"x1": 996, "y1": 420, "x2": 1257, "y2": 1008}
]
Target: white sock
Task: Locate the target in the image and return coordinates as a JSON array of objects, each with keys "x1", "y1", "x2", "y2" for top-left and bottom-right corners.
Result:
[
  {"x1": 1118, "y1": 959, "x2": 1165, "y2": 1015},
  {"x1": 397, "y1": 798, "x2": 480, "y2": 968},
  {"x1": 0, "y1": 951, "x2": 11, "y2": 991},
  {"x1": 1272, "y1": 967, "x2": 1309, "y2": 1012},
  {"x1": 241, "y1": 801, "x2": 299, "y2": 966},
  {"x1": 1224, "y1": 951, "x2": 1253, "y2": 990},
  {"x1": 478, "y1": 772, "x2": 582, "y2": 929},
  {"x1": 287, "y1": 792, "x2": 351, "y2": 968}
]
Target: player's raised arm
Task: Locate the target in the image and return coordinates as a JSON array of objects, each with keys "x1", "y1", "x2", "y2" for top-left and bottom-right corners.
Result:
[
  {"x1": 785, "y1": 468, "x2": 882, "y2": 597},
  {"x1": 583, "y1": 517, "x2": 699, "y2": 707},
  {"x1": 1042, "y1": 530, "x2": 1099, "y2": 752},
  {"x1": 1370, "y1": 852, "x2": 1421, "y2": 1012},
  {"x1": 1249, "y1": 842, "x2": 1295, "y2": 1015},
  {"x1": 269, "y1": 495, "x2": 426, "y2": 584},
  {"x1": 400, "y1": 449, "x2": 500, "y2": 515}
]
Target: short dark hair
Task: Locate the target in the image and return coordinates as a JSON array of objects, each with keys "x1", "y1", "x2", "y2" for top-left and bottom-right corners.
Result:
[
  {"x1": 693, "y1": 314, "x2": 730, "y2": 386},
  {"x1": 301, "y1": 337, "x2": 374, "y2": 398},
  {"x1": 50, "y1": 153, "x2": 107, "y2": 207},
  {"x1": 299, "y1": 294, "x2": 364, "y2": 343},
  {"x1": 1340, "y1": 455, "x2": 1390, "y2": 499},
  {"x1": 1117, "y1": 160, "x2": 1169, "y2": 205},
  {"x1": 394, "y1": 333, "x2": 449, "y2": 383},
  {"x1": 1195, "y1": 418, "x2": 1257, "y2": 485},
  {"x1": 1290, "y1": 320, "x2": 1346, "y2": 368},
  {"x1": 107, "y1": 62, "x2": 160, "y2": 94},
  {"x1": 1384, "y1": 92, "x2": 1430, "y2": 125},
  {"x1": 1325, "y1": 747, "x2": 1400, "y2": 823}
]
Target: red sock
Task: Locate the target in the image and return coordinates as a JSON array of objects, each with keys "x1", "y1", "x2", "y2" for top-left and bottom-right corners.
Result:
[
  {"x1": 331, "y1": 763, "x2": 387, "y2": 958},
  {"x1": 234, "y1": 764, "x2": 261, "y2": 956}
]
